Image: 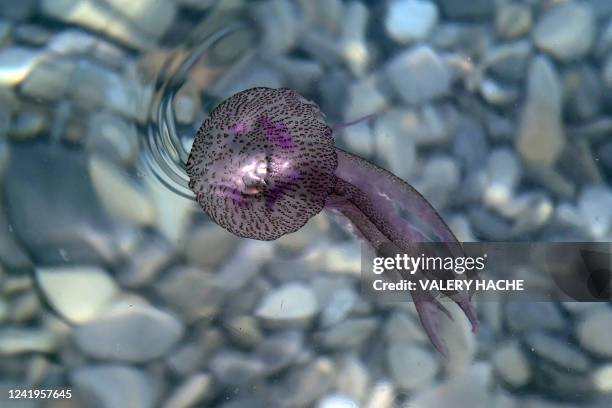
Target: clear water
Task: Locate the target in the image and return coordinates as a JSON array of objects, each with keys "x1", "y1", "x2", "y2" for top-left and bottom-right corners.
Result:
[{"x1": 1, "y1": 1, "x2": 611, "y2": 407}]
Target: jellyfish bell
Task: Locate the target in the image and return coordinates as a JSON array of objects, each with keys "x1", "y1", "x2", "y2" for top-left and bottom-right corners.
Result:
[
  {"x1": 186, "y1": 87, "x2": 337, "y2": 241},
  {"x1": 186, "y1": 87, "x2": 478, "y2": 357}
]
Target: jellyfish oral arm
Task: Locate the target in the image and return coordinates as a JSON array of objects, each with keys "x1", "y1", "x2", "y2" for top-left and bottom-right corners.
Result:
[{"x1": 325, "y1": 148, "x2": 479, "y2": 356}]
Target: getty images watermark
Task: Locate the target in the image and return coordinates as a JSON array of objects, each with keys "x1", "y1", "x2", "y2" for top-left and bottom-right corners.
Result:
[{"x1": 361, "y1": 242, "x2": 612, "y2": 302}]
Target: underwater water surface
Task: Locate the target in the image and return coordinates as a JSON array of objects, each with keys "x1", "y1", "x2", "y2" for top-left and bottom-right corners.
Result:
[{"x1": 0, "y1": 0, "x2": 612, "y2": 407}]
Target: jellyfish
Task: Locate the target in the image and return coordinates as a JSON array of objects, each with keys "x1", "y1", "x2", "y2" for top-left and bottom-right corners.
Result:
[{"x1": 186, "y1": 87, "x2": 478, "y2": 357}]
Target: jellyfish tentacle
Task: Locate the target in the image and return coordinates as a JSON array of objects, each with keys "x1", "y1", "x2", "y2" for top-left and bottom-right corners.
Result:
[{"x1": 327, "y1": 151, "x2": 479, "y2": 347}]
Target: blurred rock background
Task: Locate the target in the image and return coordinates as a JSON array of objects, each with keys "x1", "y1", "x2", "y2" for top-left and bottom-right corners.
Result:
[{"x1": 0, "y1": 0, "x2": 611, "y2": 407}]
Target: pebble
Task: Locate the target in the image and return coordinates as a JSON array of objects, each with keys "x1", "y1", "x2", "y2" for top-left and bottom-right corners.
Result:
[
  {"x1": 0, "y1": 327, "x2": 58, "y2": 355},
  {"x1": 385, "y1": 0, "x2": 438, "y2": 44},
  {"x1": 452, "y1": 117, "x2": 488, "y2": 172},
  {"x1": 209, "y1": 350, "x2": 266, "y2": 386},
  {"x1": 492, "y1": 340, "x2": 531, "y2": 387},
  {"x1": 339, "y1": 1, "x2": 370, "y2": 77},
  {"x1": 495, "y1": 3, "x2": 532, "y2": 39},
  {"x1": 255, "y1": 331, "x2": 303, "y2": 375},
  {"x1": 484, "y1": 40, "x2": 532, "y2": 83},
  {"x1": 505, "y1": 301, "x2": 565, "y2": 333},
  {"x1": 408, "y1": 363, "x2": 492, "y2": 408},
  {"x1": 317, "y1": 395, "x2": 358, "y2": 408},
  {"x1": 479, "y1": 78, "x2": 518, "y2": 106},
  {"x1": 13, "y1": 24, "x2": 52, "y2": 46},
  {"x1": 162, "y1": 373, "x2": 215, "y2": 408},
  {"x1": 339, "y1": 121, "x2": 375, "y2": 157},
  {"x1": 4, "y1": 145, "x2": 121, "y2": 264},
  {"x1": 103, "y1": 0, "x2": 176, "y2": 39},
  {"x1": 255, "y1": 282, "x2": 318, "y2": 328},
  {"x1": 40, "y1": 0, "x2": 153, "y2": 49},
  {"x1": 71, "y1": 365, "x2": 157, "y2": 408},
  {"x1": 533, "y1": 2, "x2": 595, "y2": 61},
  {"x1": 269, "y1": 358, "x2": 335, "y2": 407},
  {"x1": 335, "y1": 356, "x2": 369, "y2": 403},
  {"x1": 386, "y1": 45, "x2": 452, "y2": 104},
  {"x1": 437, "y1": 0, "x2": 493, "y2": 19},
  {"x1": 269, "y1": 56, "x2": 323, "y2": 94},
  {"x1": 0, "y1": 46, "x2": 40, "y2": 86},
  {"x1": 89, "y1": 156, "x2": 155, "y2": 226},
  {"x1": 343, "y1": 76, "x2": 387, "y2": 121},
  {"x1": 166, "y1": 342, "x2": 208, "y2": 377},
  {"x1": 525, "y1": 331, "x2": 591, "y2": 372},
  {"x1": 184, "y1": 223, "x2": 239, "y2": 269},
  {"x1": 439, "y1": 301, "x2": 477, "y2": 374},
  {"x1": 35, "y1": 266, "x2": 118, "y2": 324},
  {"x1": 577, "y1": 308, "x2": 612, "y2": 356},
  {"x1": 118, "y1": 231, "x2": 174, "y2": 287},
  {"x1": 483, "y1": 148, "x2": 521, "y2": 210},
  {"x1": 563, "y1": 64, "x2": 602, "y2": 121},
  {"x1": 413, "y1": 155, "x2": 460, "y2": 210},
  {"x1": 252, "y1": 0, "x2": 301, "y2": 56},
  {"x1": 387, "y1": 343, "x2": 438, "y2": 391},
  {"x1": 73, "y1": 296, "x2": 184, "y2": 362},
  {"x1": 592, "y1": 364, "x2": 612, "y2": 392},
  {"x1": 155, "y1": 266, "x2": 226, "y2": 322},
  {"x1": 374, "y1": 111, "x2": 417, "y2": 179},
  {"x1": 86, "y1": 111, "x2": 139, "y2": 166},
  {"x1": 20, "y1": 57, "x2": 74, "y2": 101},
  {"x1": 384, "y1": 310, "x2": 428, "y2": 344},
  {"x1": 318, "y1": 318, "x2": 377, "y2": 349},
  {"x1": 577, "y1": 185, "x2": 612, "y2": 239},
  {"x1": 320, "y1": 286, "x2": 358, "y2": 328},
  {"x1": 7, "y1": 110, "x2": 49, "y2": 139},
  {"x1": 517, "y1": 56, "x2": 565, "y2": 166}
]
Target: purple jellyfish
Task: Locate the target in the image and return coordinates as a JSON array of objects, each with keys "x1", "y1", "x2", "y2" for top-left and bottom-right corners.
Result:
[{"x1": 186, "y1": 87, "x2": 478, "y2": 357}]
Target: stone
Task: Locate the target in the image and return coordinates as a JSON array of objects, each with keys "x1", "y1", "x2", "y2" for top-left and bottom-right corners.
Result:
[
  {"x1": 483, "y1": 148, "x2": 521, "y2": 210},
  {"x1": 517, "y1": 56, "x2": 565, "y2": 167},
  {"x1": 252, "y1": 0, "x2": 301, "y2": 56},
  {"x1": 335, "y1": 356, "x2": 369, "y2": 403},
  {"x1": 86, "y1": 111, "x2": 139, "y2": 166},
  {"x1": 437, "y1": 0, "x2": 493, "y2": 19},
  {"x1": 339, "y1": 121, "x2": 374, "y2": 157},
  {"x1": 413, "y1": 155, "x2": 460, "y2": 210},
  {"x1": 162, "y1": 373, "x2": 215, "y2": 408},
  {"x1": 0, "y1": 327, "x2": 58, "y2": 355},
  {"x1": 3, "y1": 145, "x2": 121, "y2": 264},
  {"x1": 577, "y1": 185, "x2": 612, "y2": 239},
  {"x1": 74, "y1": 297, "x2": 184, "y2": 362},
  {"x1": 452, "y1": 117, "x2": 488, "y2": 172},
  {"x1": 13, "y1": 24, "x2": 52, "y2": 46},
  {"x1": 592, "y1": 364, "x2": 612, "y2": 392},
  {"x1": 255, "y1": 283, "x2": 318, "y2": 328},
  {"x1": 166, "y1": 342, "x2": 207, "y2": 377},
  {"x1": 46, "y1": 29, "x2": 125, "y2": 66},
  {"x1": 439, "y1": 301, "x2": 477, "y2": 374},
  {"x1": 7, "y1": 110, "x2": 49, "y2": 140},
  {"x1": 408, "y1": 363, "x2": 493, "y2": 408},
  {"x1": 385, "y1": 0, "x2": 438, "y2": 44},
  {"x1": 269, "y1": 358, "x2": 335, "y2": 407},
  {"x1": 118, "y1": 232, "x2": 174, "y2": 287},
  {"x1": 374, "y1": 111, "x2": 417, "y2": 179},
  {"x1": 20, "y1": 57, "x2": 74, "y2": 100},
  {"x1": 35, "y1": 266, "x2": 118, "y2": 324},
  {"x1": 89, "y1": 156, "x2": 155, "y2": 226},
  {"x1": 577, "y1": 308, "x2": 612, "y2": 356},
  {"x1": 103, "y1": 0, "x2": 176, "y2": 39},
  {"x1": 563, "y1": 64, "x2": 601, "y2": 121},
  {"x1": 492, "y1": 340, "x2": 530, "y2": 387},
  {"x1": 0, "y1": 46, "x2": 40, "y2": 86},
  {"x1": 155, "y1": 266, "x2": 226, "y2": 322},
  {"x1": 533, "y1": 2, "x2": 595, "y2": 61},
  {"x1": 268, "y1": 56, "x2": 323, "y2": 94},
  {"x1": 71, "y1": 59, "x2": 146, "y2": 120},
  {"x1": 184, "y1": 223, "x2": 239, "y2": 269},
  {"x1": 495, "y1": 3, "x2": 532, "y2": 39},
  {"x1": 317, "y1": 395, "x2": 358, "y2": 408},
  {"x1": 387, "y1": 343, "x2": 438, "y2": 391},
  {"x1": 318, "y1": 318, "x2": 377, "y2": 349},
  {"x1": 209, "y1": 350, "x2": 266, "y2": 386},
  {"x1": 484, "y1": 40, "x2": 532, "y2": 83},
  {"x1": 339, "y1": 1, "x2": 370, "y2": 77},
  {"x1": 320, "y1": 286, "x2": 358, "y2": 328},
  {"x1": 525, "y1": 331, "x2": 591, "y2": 372},
  {"x1": 479, "y1": 78, "x2": 518, "y2": 106},
  {"x1": 386, "y1": 45, "x2": 451, "y2": 104},
  {"x1": 71, "y1": 365, "x2": 157, "y2": 408},
  {"x1": 40, "y1": 0, "x2": 153, "y2": 49},
  {"x1": 255, "y1": 331, "x2": 303, "y2": 375},
  {"x1": 505, "y1": 301, "x2": 565, "y2": 333},
  {"x1": 344, "y1": 76, "x2": 387, "y2": 121},
  {"x1": 384, "y1": 310, "x2": 428, "y2": 344},
  {"x1": 214, "y1": 240, "x2": 273, "y2": 292}
]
